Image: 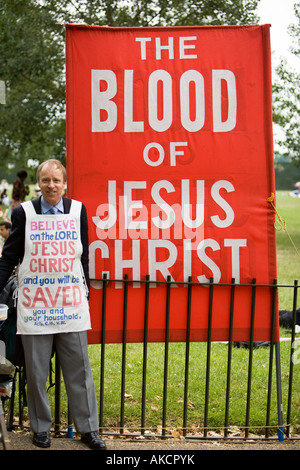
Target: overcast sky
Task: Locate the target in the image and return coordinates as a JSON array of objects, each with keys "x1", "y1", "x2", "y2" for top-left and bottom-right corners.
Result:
[
  {"x1": 257, "y1": 0, "x2": 298, "y2": 69},
  {"x1": 257, "y1": 1, "x2": 298, "y2": 151}
]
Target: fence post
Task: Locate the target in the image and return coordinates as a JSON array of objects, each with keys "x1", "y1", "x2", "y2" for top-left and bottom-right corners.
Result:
[
  {"x1": 120, "y1": 274, "x2": 129, "y2": 433},
  {"x1": 99, "y1": 273, "x2": 108, "y2": 432},
  {"x1": 183, "y1": 276, "x2": 192, "y2": 437},
  {"x1": 162, "y1": 275, "x2": 171, "y2": 437},
  {"x1": 224, "y1": 278, "x2": 235, "y2": 437},
  {"x1": 270, "y1": 277, "x2": 284, "y2": 442},
  {"x1": 265, "y1": 278, "x2": 284, "y2": 441},
  {"x1": 286, "y1": 279, "x2": 298, "y2": 438},
  {"x1": 245, "y1": 278, "x2": 256, "y2": 437},
  {"x1": 203, "y1": 278, "x2": 214, "y2": 437},
  {"x1": 275, "y1": 341, "x2": 284, "y2": 441},
  {"x1": 141, "y1": 274, "x2": 150, "y2": 435}
]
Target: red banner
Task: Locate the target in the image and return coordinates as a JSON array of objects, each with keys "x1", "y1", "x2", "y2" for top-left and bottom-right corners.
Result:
[{"x1": 65, "y1": 24, "x2": 278, "y2": 343}]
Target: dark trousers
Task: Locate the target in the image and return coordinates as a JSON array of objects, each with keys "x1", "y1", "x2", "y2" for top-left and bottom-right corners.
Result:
[{"x1": 21, "y1": 331, "x2": 98, "y2": 433}]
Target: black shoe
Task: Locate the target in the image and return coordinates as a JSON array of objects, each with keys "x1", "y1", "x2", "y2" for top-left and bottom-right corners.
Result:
[
  {"x1": 33, "y1": 432, "x2": 51, "y2": 448},
  {"x1": 81, "y1": 431, "x2": 106, "y2": 450}
]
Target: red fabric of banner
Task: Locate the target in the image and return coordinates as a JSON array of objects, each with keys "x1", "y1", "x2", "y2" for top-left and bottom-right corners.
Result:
[{"x1": 65, "y1": 25, "x2": 278, "y2": 343}]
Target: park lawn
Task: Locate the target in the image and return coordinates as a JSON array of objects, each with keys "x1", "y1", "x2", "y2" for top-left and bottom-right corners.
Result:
[{"x1": 275, "y1": 191, "x2": 300, "y2": 307}]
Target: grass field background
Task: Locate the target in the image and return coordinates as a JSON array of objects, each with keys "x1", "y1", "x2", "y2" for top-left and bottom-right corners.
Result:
[{"x1": 276, "y1": 191, "x2": 300, "y2": 306}]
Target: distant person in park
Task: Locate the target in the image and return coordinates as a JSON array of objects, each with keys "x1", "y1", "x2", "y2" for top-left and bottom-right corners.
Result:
[
  {"x1": 0, "y1": 159, "x2": 106, "y2": 450},
  {"x1": 1, "y1": 188, "x2": 10, "y2": 206},
  {"x1": 289, "y1": 181, "x2": 300, "y2": 198},
  {"x1": 0, "y1": 221, "x2": 11, "y2": 256},
  {"x1": 0, "y1": 179, "x2": 9, "y2": 194},
  {"x1": 3, "y1": 170, "x2": 30, "y2": 223},
  {"x1": 12, "y1": 170, "x2": 29, "y2": 204},
  {"x1": 0, "y1": 220, "x2": 11, "y2": 240}
]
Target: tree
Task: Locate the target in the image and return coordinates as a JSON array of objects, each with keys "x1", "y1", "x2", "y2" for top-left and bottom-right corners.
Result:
[
  {"x1": 0, "y1": 0, "x2": 260, "y2": 177},
  {"x1": 272, "y1": 1, "x2": 300, "y2": 165},
  {"x1": 0, "y1": 0, "x2": 66, "y2": 175}
]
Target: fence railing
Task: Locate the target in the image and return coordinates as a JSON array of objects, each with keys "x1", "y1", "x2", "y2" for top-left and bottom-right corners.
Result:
[{"x1": 5, "y1": 277, "x2": 300, "y2": 442}]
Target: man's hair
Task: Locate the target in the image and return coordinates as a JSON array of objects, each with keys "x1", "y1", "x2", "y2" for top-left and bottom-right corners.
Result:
[
  {"x1": 0, "y1": 221, "x2": 11, "y2": 229},
  {"x1": 36, "y1": 159, "x2": 67, "y2": 182}
]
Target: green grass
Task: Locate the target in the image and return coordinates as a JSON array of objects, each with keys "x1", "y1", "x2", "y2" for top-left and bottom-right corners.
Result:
[
  {"x1": 2, "y1": 191, "x2": 299, "y2": 436},
  {"x1": 275, "y1": 191, "x2": 300, "y2": 307},
  {"x1": 53, "y1": 339, "x2": 298, "y2": 437}
]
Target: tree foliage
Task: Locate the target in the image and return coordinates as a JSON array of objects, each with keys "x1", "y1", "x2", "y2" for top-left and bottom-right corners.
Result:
[
  {"x1": 272, "y1": 1, "x2": 300, "y2": 165},
  {"x1": 0, "y1": 0, "x2": 66, "y2": 173},
  {"x1": 0, "y1": 0, "x2": 260, "y2": 175}
]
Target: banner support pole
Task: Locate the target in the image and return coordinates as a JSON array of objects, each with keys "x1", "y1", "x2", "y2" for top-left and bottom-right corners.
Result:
[{"x1": 275, "y1": 341, "x2": 284, "y2": 441}]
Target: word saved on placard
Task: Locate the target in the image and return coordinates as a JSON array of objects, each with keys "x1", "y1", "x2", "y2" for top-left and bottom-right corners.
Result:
[{"x1": 21, "y1": 285, "x2": 82, "y2": 308}]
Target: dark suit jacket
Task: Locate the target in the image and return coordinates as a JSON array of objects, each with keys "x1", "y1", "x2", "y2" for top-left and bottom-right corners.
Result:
[{"x1": 0, "y1": 196, "x2": 90, "y2": 294}]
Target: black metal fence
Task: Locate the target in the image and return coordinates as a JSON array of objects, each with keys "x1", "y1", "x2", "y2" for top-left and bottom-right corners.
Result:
[{"x1": 5, "y1": 277, "x2": 300, "y2": 442}]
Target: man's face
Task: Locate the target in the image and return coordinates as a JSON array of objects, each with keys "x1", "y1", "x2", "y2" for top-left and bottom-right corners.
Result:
[
  {"x1": 38, "y1": 163, "x2": 65, "y2": 206},
  {"x1": 0, "y1": 226, "x2": 9, "y2": 239}
]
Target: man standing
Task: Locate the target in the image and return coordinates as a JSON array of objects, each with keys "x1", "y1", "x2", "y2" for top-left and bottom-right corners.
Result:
[{"x1": 0, "y1": 159, "x2": 105, "y2": 450}]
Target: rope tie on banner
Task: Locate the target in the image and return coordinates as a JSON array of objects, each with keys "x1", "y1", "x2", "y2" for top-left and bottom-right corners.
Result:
[{"x1": 267, "y1": 193, "x2": 300, "y2": 259}]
